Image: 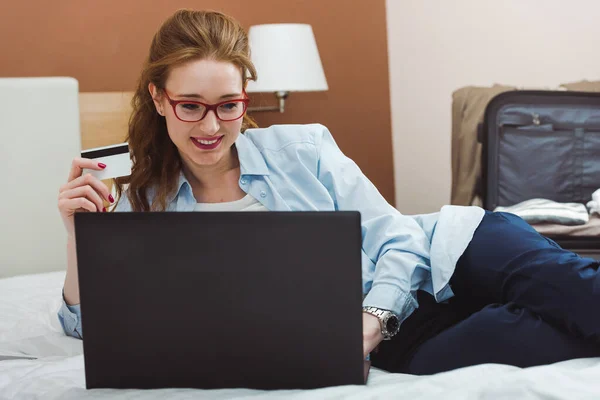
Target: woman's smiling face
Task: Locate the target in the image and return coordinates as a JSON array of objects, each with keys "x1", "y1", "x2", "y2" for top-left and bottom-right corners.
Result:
[{"x1": 150, "y1": 58, "x2": 246, "y2": 169}]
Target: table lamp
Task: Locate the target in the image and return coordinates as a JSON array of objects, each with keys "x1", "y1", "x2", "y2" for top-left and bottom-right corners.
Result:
[{"x1": 246, "y1": 23, "x2": 328, "y2": 113}]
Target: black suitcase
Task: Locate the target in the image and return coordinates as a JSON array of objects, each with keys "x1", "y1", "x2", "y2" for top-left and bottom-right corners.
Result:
[{"x1": 478, "y1": 90, "x2": 600, "y2": 259}]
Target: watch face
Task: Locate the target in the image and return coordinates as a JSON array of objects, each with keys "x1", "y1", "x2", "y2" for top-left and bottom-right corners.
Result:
[{"x1": 386, "y1": 316, "x2": 400, "y2": 334}]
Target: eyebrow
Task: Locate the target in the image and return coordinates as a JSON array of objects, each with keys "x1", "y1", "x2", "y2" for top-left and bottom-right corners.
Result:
[{"x1": 176, "y1": 93, "x2": 241, "y2": 100}]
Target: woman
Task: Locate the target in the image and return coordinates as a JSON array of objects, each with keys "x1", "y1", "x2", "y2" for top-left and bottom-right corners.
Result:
[{"x1": 57, "y1": 9, "x2": 600, "y2": 375}]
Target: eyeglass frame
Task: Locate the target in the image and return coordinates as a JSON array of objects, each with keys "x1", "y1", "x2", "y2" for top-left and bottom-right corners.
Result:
[{"x1": 161, "y1": 89, "x2": 250, "y2": 122}]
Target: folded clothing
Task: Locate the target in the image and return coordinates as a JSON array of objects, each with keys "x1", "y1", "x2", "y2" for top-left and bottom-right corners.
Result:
[
  {"x1": 586, "y1": 188, "x2": 600, "y2": 216},
  {"x1": 494, "y1": 198, "x2": 589, "y2": 226}
]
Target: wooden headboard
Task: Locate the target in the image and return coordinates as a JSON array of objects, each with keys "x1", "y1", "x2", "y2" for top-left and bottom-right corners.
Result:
[{"x1": 79, "y1": 92, "x2": 134, "y2": 150}]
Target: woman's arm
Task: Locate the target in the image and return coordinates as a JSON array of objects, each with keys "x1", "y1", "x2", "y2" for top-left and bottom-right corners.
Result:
[
  {"x1": 58, "y1": 189, "x2": 132, "y2": 339},
  {"x1": 63, "y1": 237, "x2": 80, "y2": 305},
  {"x1": 315, "y1": 126, "x2": 431, "y2": 320},
  {"x1": 314, "y1": 125, "x2": 433, "y2": 356}
]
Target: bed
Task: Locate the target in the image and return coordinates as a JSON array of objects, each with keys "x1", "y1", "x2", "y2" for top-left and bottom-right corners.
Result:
[
  {"x1": 2, "y1": 78, "x2": 600, "y2": 399},
  {"x1": 2, "y1": 271, "x2": 600, "y2": 399}
]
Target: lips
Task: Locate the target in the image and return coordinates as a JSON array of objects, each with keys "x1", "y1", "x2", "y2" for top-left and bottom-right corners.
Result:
[{"x1": 191, "y1": 135, "x2": 224, "y2": 150}]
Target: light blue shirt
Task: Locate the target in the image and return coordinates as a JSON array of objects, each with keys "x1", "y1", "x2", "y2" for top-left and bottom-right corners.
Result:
[{"x1": 58, "y1": 123, "x2": 485, "y2": 339}]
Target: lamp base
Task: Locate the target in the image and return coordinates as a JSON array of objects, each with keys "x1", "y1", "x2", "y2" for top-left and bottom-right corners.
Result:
[{"x1": 247, "y1": 91, "x2": 289, "y2": 113}]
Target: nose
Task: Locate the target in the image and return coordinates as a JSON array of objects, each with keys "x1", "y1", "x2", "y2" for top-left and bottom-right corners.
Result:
[{"x1": 199, "y1": 109, "x2": 220, "y2": 135}]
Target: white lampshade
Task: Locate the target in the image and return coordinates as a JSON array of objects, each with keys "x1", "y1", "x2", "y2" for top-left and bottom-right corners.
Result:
[{"x1": 246, "y1": 24, "x2": 328, "y2": 93}]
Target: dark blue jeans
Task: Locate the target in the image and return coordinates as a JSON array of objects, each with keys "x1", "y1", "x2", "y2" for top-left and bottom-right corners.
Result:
[{"x1": 371, "y1": 211, "x2": 600, "y2": 375}]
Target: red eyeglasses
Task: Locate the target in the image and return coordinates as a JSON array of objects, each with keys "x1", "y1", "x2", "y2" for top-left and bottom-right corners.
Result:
[{"x1": 162, "y1": 89, "x2": 250, "y2": 122}]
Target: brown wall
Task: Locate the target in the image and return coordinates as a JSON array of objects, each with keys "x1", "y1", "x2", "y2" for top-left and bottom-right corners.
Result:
[{"x1": 0, "y1": 0, "x2": 394, "y2": 203}]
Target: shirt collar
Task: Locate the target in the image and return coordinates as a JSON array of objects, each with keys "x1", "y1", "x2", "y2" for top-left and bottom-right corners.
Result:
[
  {"x1": 173, "y1": 132, "x2": 269, "y2": 197},
  {"x1": 234, "y1": 132, "x2": 270, "y2": 177}
]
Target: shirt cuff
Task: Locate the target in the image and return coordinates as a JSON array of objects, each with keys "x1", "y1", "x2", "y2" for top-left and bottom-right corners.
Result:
[
  {"x1": 362, "y1": 283, "x2": 417, "y2": 323},
  {"x1": 57, "y1": 292, "x2": 83, "y2": 339}
]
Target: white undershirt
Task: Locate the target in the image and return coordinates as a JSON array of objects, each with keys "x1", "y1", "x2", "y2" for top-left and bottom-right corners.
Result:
[{"x1": 194, "y1": 194, "x2": 269, "y2": 212}]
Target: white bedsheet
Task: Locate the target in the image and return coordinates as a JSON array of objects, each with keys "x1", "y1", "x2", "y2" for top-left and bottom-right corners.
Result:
[
  {"x1": 0, "y1": 271, "x2": 82, "y2": 358},
  {"x1": 1, "y1": 272, "x2": 600, "y2": 399}
]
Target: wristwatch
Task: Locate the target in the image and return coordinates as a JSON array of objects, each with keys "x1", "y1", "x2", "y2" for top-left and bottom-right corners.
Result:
[{"x1": 362, "y1": 306, "x2": 400, "y2": 340}]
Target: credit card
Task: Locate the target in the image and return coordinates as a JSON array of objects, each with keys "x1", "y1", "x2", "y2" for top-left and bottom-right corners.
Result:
[{"x1": 81, "y1": 143, "x2": 131, "y2": 180}]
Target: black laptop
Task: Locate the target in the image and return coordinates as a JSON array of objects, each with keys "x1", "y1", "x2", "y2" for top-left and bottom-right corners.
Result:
[{"x1": 74, "y1": 211, "x2": 366, "y2": 390}]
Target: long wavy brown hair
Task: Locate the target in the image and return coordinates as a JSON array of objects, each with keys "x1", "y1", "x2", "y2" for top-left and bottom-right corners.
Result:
[{"x1": 113, "y1": 9, "x2": 258, "y2": 211}]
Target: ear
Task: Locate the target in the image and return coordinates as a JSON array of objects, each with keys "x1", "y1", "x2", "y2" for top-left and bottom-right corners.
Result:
[{"x1": 148, "y1": 83, "x2": 164, "y2": 116}]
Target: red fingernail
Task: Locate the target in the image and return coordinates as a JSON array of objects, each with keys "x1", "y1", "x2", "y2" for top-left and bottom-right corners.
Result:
[
  {"x1": 108, "y1": 194, "x2": 114, "y2": 203},
  {"x1": 98, "y1": 163, "x2": 106, "y2": 169},
  {"x1": 102, "y1": 207, "x2": 107, "y2": 212}
]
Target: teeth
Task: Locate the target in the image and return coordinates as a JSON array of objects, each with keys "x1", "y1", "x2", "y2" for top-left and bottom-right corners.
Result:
[{"x1": 194, "y1": 138, "x2": 219, "y2": 145}]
